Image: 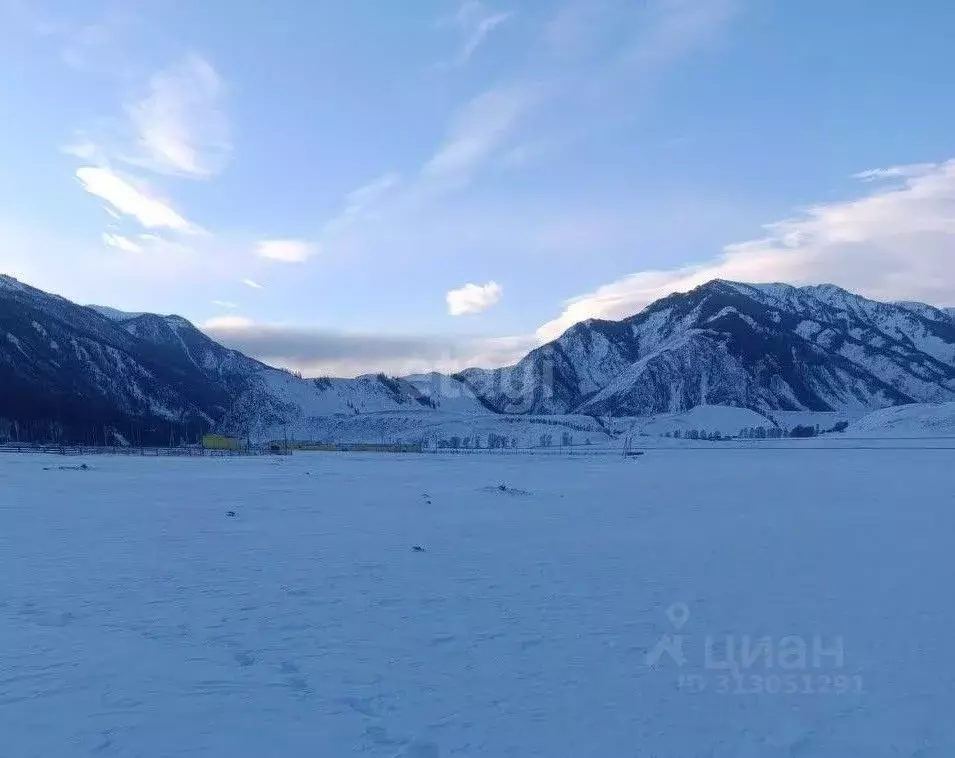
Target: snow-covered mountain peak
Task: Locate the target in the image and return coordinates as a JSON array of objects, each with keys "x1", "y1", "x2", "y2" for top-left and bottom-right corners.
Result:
[
  {"x1": 799, "y1": 282, "x2": 854, "y2": 300},
  {"x1": 164, "y1": 315, "x2": 194, "y2": 330},
  {"x1": 85, "y1": 305, "x2": 193, "y2": 325},
  {"x1": 712, "y1": 280, "x2": 798, "y2": 301},
  {"x1": 703, "y1": 280, "x2": 861, "y2": 309},
  {"x1": 86, "y1": 305, "x2": 145, "y2": 321}
]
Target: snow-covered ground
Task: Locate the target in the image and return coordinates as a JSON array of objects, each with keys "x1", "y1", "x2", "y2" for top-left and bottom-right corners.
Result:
[{"x1": 2, "y1": 448, "x2": 953, "y2": 756}]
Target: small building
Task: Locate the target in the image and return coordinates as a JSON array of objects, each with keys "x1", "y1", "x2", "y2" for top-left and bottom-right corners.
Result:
[{"x1": 202, "y1": 434, "x2": 240, "y2": 451}]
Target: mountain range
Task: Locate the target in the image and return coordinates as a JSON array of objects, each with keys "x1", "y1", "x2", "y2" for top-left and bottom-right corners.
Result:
[
  {"x1": 1, "y1": 274, "x2": 953, "y2": 443},
  {"x1": 0, "y1": 275, "x2": 433, "y2": 444},
  {"x1": 457, "y1": 280, "x2": 955, "y2": 415}
]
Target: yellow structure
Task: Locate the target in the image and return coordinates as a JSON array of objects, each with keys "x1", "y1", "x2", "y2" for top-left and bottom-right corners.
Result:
[{"x1": 202, "y1": 434, "x2": 240, "y2": 451}]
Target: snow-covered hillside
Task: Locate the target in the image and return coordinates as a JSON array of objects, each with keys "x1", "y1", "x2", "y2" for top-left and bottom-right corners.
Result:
[
  {"x1": 628, "y1": 404, "x2": 776, "y2": 438},
  {"x1": 850, "y1": 401, "x2": 955, "y2": 436},
  {"x1": 403, "y1": 372, "x2": 491, "y2": 414},
  {"x1": 1, "y1": 276, "x2": 237, "y2": 440},
  {"x1": 267, "y1": 411, "x2": 613, "y2": 448},
  {"x1": 247, "y1": 372, "x2": 437, "y2": 434}
]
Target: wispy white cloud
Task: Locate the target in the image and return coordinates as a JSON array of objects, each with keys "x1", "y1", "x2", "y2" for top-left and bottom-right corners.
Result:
[
  {"x1": 624, "y1": 0, "x2": 741, "y2": 70},
  {"x1": 256, "y1": 239, "x2": 317, "y2": 263},
  {"x1": 212, "y1": 299, "x2": 238, "y2": 308},
  {"x1": 203, "y1": 314, "x2": 253, "y2": 330},
  {"x1": 447, "y1": 280, "x2": 503, "y2": 315},
  {"x1": 243, "y1": 279, "x2": 264, "y2": 289},
  {"x1": 543, "y1": 0, "x2": 739, "y2": 71},
  {"x1": 124, "y1": 54, "x2": 231, "y2": 179},
  {"x1": 539, "y1": 0, "x2": 743, "y2": 121},
  {"x1": 61, "y1": 55, "x2": 230, "y2": 177},
  {"x1": 463, "y1": 11, "x2": 513, "y2": 60},
  {"x1": 460, "y1": 6, "x2": 514, "y2": 62},
  {"x1": 76, "y1": 167, "x2": 195, "y2": 231},
  {"x1": 440, "y1": 1, "x2": 515, "y2": 65},
  {"x1": 315, "y1": 86, "x2": 536, "y2": 251},
  {"x1": 344, "y1": 173, "x2": 401, "y2": 212},
  {"x1": 423, "y1": 85, "x2": 537, "y2": 187},
  {"x1": 536, "y1": 160, "x2": 955, "y2": 341},
  {"x1": 101, "y1": 232, "x2": 142, "y2": 253},
  {"x1": 322, "y1": 173, "x2": 401, "y2": 236}
]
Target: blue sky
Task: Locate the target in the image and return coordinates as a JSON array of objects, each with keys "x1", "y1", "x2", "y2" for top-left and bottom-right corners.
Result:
[{"x1": 2, "y1": 0, "x2": 955, "y2": 375}]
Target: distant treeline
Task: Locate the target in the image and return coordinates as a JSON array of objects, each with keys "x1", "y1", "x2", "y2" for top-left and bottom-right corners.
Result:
[
  {"x1": 660, "y1": 421, "x2": 849, "y2": 440},
  {"x1": 0, "y1": 388, "x2": 213, "y2": 446},
  {"x1": 0, "y1": 415, "x2": 213, "y2": 447}
]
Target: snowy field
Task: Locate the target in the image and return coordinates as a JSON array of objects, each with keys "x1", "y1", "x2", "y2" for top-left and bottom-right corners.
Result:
[{"x1": 2, "y1": 448, "x2": 954, "y2": 757}]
